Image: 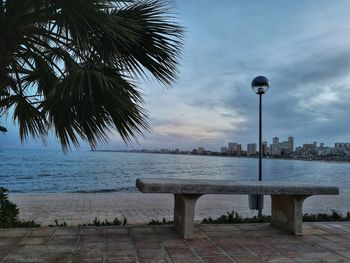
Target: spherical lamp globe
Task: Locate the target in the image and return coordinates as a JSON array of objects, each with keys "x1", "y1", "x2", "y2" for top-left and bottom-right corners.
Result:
[{"x1": 251, "y1": 76, "x2": 270, "y2": 94}]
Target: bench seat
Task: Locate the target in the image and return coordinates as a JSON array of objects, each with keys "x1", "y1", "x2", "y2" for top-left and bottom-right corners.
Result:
[{"x1": 136, "y1": 178, "x2": 339, "y2": 238}]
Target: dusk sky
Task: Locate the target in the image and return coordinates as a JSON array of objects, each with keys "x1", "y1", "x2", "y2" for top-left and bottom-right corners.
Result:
[{"x1": 2, "y1": 0, "x2": 350, "y2": 151}]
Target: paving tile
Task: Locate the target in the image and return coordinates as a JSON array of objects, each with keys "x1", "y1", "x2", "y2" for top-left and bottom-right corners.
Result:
[
  {"x1": 105, "y1": 228, "x2": 129, "y2": 234},
  {"x1": 337, "y1": 250, "x2": 350, "y2": 258},
  {"x1": 203, "y1": 255, "x2": 234, "y2": 263},
  {"x1": 317, "y1": 242, "x2": 349, "y2": 251},
  {"x1": 1, "y1": 223, "x2": 350, "y2": 262},
  {"x1": 133, "y1": 233, "x2": 159, "y2": 241},
  {"x1": 161, "y1": 239, "x2": 187, "y2": 248},
  {"x1": 320, "y1": 253, "x2": 348, "y2": 263},
  {"x1": 132, "y1": 227, "x2": 156, "y2": 234},
  {"x1": 166, "y1": 247, "x2": 196, "y2": 258},
  {"x1": 49, "y1": 235, "x2": 78, "y2": 246},
  {"x1": 231, "y1": 254, "x2": 265, "y2": 263},
  {"x1": 265, "y1": 257, "x2": 294, "y2": 263},
  {"x1": 28, "y1": 228, "x2": 55, "y2": 237},
  {"x1": 220, "y1": 244, "x2": 250, "y2": 255},
  {"x1": 54, "y1": 228, "x2": 80, "y2": 236},
  {"x1": 139, "y1": 259, "x2": 168, "y2": 263},
  {"x1": 107, "y1": 241, "x2": 134, "y2": 250},
  {"x1": 0, "y1": 229, "x2": 30, "y2": 237},
  {"x1": 193, "y1": 246, "x2": 223, "y2": 257},
  {"x1": 3, "y1": 245, "x2": 46, "y2": 262},
  {"x1": 137, "y1": 248, "x2": 167, "y2": 260},
  {"x1": 172, "y1": 258, "x2": 201, "y2": 263},
  {"x1": 40, "y1": 250, "x2": 72, "y2": 263},
  {"x1": 135, "y1": 240, "x2": 162, "y2": 249},
  {"x1": 19, "y1": 236, "x2": 50, "y2": 246},
  {"x1": 186, "y1": 238, "x2": 213, "y2": 248}
]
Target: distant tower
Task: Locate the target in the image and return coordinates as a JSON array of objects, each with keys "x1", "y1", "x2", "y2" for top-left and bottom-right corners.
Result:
[
  {"x1": 288, "y1": 137, "x2": 294, "y2": 152},
  {"x1": 228, "y1": 142, "x2": 238, "y2": 154},
  {"x1": 247, "y1": 143, "x2": 257, "y2": 157},
  {"x1": 262, "y1": 141, "x2": 268, "y2": 156},
  {"x1": 236, "y1": 144, "x2": 242, "y2": 156},
  {"x1": 273, "y1": 137, "x2": 279, "y2": 144}
]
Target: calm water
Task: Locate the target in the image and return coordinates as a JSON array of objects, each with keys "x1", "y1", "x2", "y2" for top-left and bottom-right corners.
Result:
[{"x1": 0, "y1": 148, "x2": 349, "y2": 193}]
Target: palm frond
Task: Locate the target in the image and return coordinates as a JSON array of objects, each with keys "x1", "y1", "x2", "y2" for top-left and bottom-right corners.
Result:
[
  {"x1": 0, "y1": 125, "x2": 7, "y2": 133},
  {"x1": 0, "y1": 0, "x2": 183, "y2": 150}
]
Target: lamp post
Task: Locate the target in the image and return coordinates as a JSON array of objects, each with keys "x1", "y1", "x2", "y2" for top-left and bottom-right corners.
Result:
[{"x1": 250, "y1": 76, "x2": 270, "y2": 217}]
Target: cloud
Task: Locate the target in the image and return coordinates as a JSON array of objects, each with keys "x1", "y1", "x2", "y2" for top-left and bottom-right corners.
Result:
[{"x1": 4, "y1": 0, "x2": 350, "y2": 151}]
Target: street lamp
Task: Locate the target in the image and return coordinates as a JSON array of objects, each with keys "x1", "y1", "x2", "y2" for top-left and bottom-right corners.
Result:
[{"x1": 250, "y1": 76, "x2": 270, "y2": 217}]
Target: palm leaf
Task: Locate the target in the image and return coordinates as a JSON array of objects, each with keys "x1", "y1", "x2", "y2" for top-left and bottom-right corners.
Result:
[{"x1": 0, "y1": 0, "x2": 183, "y2": 150}]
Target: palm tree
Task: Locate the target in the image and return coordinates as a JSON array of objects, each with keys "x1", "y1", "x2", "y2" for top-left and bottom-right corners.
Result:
[{"x1": 0, "y1": 0, "x2": 183, "y2": 151}]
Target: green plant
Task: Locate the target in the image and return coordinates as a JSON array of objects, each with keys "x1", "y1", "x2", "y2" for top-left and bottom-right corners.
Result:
[
  {"x1": 0, "y1": 187, "x2": 19, "y2": 227},
  {"x1": 201, "y1": 210, "x2": 350, "y2": 225},
  {"x1": 148, "y1": 218, "x2": 173, "y2": 225},
  {"x1": 201, "y1": 211, "x2": 271, "y2": 224},
  {"x1": 48, "y1": 219, "x2": 68, "y2": 227},
  {"x1": 0, "y1": 187, "x2": 39, "y2": 228},
  {"x1": 81, "y1": 217, "x2": 127, "y2": 226},
  {"x1": 303, "y1": 211, "x2": 350, "y2": 222}
]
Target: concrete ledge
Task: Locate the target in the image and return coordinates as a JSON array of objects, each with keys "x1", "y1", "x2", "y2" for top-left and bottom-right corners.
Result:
[{"x1": 136, "y1": 178, "x2": 339, "y2": 195}]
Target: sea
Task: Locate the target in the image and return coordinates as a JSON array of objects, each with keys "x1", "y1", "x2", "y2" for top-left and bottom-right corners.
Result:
[{"x1": 1, "y1": 148, "x2": 350, "y2": 193}]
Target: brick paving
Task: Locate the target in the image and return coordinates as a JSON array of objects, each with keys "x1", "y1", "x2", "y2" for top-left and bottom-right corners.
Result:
[
  {"x1": 1, "y1": 222, "x2": 350, "y2": 262},
  {"x1": 9, "y1": 193, "x2": 350, "y2": 226}
]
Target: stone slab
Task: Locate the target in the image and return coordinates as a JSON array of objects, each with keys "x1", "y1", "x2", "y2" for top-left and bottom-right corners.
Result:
[
  {"x1": 1, "y1": 223, "x2": 350, "y2": 262},
  {"x1": 136, "y1": 178, "x2": 339, "y2": 195}
]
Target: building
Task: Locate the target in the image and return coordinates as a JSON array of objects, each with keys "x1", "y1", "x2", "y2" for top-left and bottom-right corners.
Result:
[
  {"x1": 271, "y1": 136, "x2": 294, "y2": 156},
  {"x1": 288, "y1": 137, "x2": 294, "y2": 151},
  {"x1": 228, "y1": 142, "x2": 238, "y2": 155},
  {"x1": 220, "y1": 147, "x2": 228, "y2": 154},
  {"x1": 236, "y1": 144, "x2": 243, "y2": 156},
  {"x1": 198, "y1": 147, "x2": 205, "y2": 154},
  {"x1": 247, "y1": 143, "x2": 257, "y2": 157},
  {"x1": 296, "y1": 143, "x2": 317, "y2": 158},
  {"x1": 317, "y1": 146, "x2": 332, "y2": 156},
  {"x1": 262, "y1": 141, "x2": 268, "y2": 156}
]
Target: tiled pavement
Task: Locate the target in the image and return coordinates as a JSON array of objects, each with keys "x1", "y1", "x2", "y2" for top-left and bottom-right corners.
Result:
[
  {"x1": 1, "y1": 222, "x2": 350, "y2": 262},
  {"x1": 9, "y1": 193, "x2": 350, "y2": 226}
]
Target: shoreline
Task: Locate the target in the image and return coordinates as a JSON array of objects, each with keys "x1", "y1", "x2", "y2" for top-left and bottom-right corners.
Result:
[
  {"x1": 9, "y1": 192, "x2": 350, "y2": 226},
  {"x1": 98, "y1": 150, "x2": 350, "y2": 164}
]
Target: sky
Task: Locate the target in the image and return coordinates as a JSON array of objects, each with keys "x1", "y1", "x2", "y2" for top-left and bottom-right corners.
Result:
[{"x1": 2, "y1": 0, "x2": 350, "y2": 151}]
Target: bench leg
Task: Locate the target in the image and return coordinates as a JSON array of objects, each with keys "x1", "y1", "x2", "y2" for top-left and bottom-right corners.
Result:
[
  {"x1": 174, "y1": 194, "x2": 201, "y2": 239},
  {"x1": 271, "y1": 195, "x2": 309, "y2": 235}
]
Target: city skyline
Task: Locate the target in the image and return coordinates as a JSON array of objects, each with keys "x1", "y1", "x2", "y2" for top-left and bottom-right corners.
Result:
[
  {"x1": 120, "y1": 136, "x2": 350, "y2": 154},
  {"x1": 2, "y1": 1, "x2": 350, "y2": 151}
]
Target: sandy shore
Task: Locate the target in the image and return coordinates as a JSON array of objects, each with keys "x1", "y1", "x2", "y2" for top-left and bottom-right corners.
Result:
[{"x1": 9, "y1": 192, "x2": 350, "y2": 226}]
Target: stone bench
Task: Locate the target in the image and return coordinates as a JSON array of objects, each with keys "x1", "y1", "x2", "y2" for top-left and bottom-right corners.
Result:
[{"x1": 136, "y1": 178, "x2": 339, "y2": 238}]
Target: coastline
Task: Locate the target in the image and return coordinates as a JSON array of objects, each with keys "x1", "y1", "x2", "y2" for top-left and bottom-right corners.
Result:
[
  {"x1": 98, "y1": 150, "x2": 350, "y2": 164},
  {"x1": 9, "y1": 192, "x2": 350, "y2": 227}
]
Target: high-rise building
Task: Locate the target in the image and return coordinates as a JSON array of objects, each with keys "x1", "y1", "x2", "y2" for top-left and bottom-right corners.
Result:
[
  {"x1": 262, "y1": 141, "x2": 268, "y2": 156},
  {"x1": 271, "y1": 136, "x2": 294, "y2": 156},
  {"x1": 198, "y1": 147, "x2": 205, "y2": 154},
  {"x1": 247, "y1": 143, "x2": 257, "y2": 157},
  {"x1": 228, "y1": 142, "x2": 238, "y2": 154},
  {"x1": 288, "y1": 137, "x2": 294, "y2": 152},
  {"x1": 220, "y1": 147, "x2": 228, "y2": 154},
  {"x1": 236, "y1": 144, "x2": 243, "y2": 156}
]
